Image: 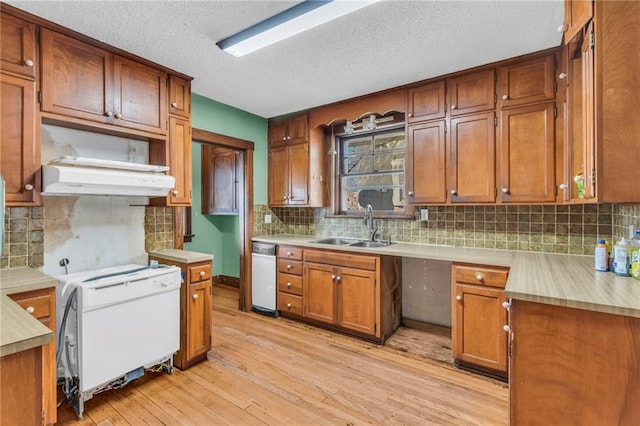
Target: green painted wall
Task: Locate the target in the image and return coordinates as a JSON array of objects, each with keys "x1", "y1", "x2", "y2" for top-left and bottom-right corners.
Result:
[{"x1": 185, "y1": 94, "x2": 267, "y2": 277}]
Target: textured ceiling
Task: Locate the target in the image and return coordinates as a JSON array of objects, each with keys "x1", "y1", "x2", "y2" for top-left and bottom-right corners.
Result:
[{"x1": 7, "y1": 0, "x2": 564, "y2": 118}]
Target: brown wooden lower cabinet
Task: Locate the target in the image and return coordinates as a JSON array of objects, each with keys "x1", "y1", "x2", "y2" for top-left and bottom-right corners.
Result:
[
  {"x1": 148, "y1": 256, "x2": 212, "y2": 369},
  {"x1": 8, "y1": 287, "x2": 56, "y2": 425},
  {"x1": 510, "y1": 300, "x2": 640, "y2": 425},
  {"x1": 451, "y1": 263, "x2": 509, "y2": 378},
  {"x1": 276, "y1": 246, "x2": 401, "y2": 343},
  {"x1": 0, "y1": 346, "x2": 43, "y2": 426}
]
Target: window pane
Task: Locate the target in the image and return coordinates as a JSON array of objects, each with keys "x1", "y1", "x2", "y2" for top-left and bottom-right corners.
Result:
[
  {"x1": 374, "y1": 132, "x2": 405, "y2": 152},
  {"x1": 342, "y1": 155, "x2": 374, "y2": 175},
  {"x1": 343, "y1": 136, "x2": 372, "y2": 155}
]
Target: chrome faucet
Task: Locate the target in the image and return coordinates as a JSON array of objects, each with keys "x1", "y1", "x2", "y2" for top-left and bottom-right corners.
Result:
[{"x1": 363, "y1": 204, "x2": 378, "y2": 241}]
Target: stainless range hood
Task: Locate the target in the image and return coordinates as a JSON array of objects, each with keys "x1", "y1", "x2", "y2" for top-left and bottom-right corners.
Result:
[{"x1": 42, "y1": 157, "x2": 175, "y2": 197}]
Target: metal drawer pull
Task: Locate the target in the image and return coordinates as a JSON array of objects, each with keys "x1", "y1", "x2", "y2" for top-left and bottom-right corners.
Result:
[
  {"x1": 475, "y1": 273, "x2": 484, "y2": 281},
  {"x1": 26, "y1": 306, "x2": 35, "y2": 314},
  {"x1": 192, "y1": 294, "x2": 198, "y2": 300},
  {"x1": 199, "y1": 271, "x2": 205, "y2": 277},
  {"x1": 287, "y1": 282, "x2": 292, "y2": 288},
  {"x1": 456, "y1": 295, "x2": 462, "y2": 301},
  {"x1": 503, "y1": 325, "x2": 511, "y2": 332},
  {"x1": 287, "y1": 302, "x2": 292, "y2": 308}
]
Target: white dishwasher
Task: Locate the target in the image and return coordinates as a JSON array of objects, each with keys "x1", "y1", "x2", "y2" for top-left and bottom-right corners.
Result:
[
  {"x1": 251, "y1": 241, "x2": 277, "y2": 316},
  {"x1": 57, "y1": 264, "x2": 181, "y2": 418}
]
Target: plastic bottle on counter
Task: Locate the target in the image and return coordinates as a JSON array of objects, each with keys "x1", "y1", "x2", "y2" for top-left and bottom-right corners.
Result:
[
  {"x1": 595, "y1": 239, "x2": 609, "y2": 272},
  {"x1": 630, "y1": 231, "x2": 640, "y2": 280},
  {"x1": 613, "y1": 237, "x2": 631, "y2": 277}
]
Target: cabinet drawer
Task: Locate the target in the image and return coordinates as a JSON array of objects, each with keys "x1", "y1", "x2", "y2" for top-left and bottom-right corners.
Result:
[
  {"x1": 278, "y1": 259, "x2": 303, "y2": 276},
  {"x1": 304, "y1": 249, "x2": 377, "y2": 271},
  {"x1": 9, "y1": 290, "x2": 51, "y2": 320},
  {"x1": 189, "y1": 263, "x2": 212, "y2": 283},
  {"x1": 278, "y1": 292, "x2": 303, "y2": 316},
  {"x1": 453, "y1": 264, "x2": 508, "y2": 288},
  {"x1": 277, "y1": 273, "x2": 302, "y2": 296},
  {"x1": 278, "y1": 246, "x2": 303, "y2": 261}
]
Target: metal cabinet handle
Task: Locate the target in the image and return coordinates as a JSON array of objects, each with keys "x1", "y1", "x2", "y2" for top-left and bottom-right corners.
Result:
[
  {"x1": 287, "y1": 302, "x2": 292, "y2": 308},
  {"x1": 476, "y1": 272, "x2": 484, "y2": 281},
  {"x1": 172, "y1": 190, "x2": 178, "y2": 196},
  {"x1": 408, "y1": 191, "x2": 414, "y2": 196},
  {"x1": 336, "y1": 276, "x2": 341, "y2": 282},
  {"x1": 408, "y1": 113, "x2": 413, "y2": 117},
  {"x1": 502, "y1": 187, "x2": 509, "y2": 194},
  {"x1": 26, "y1": 306, "x2": 35, "y2": 314},
  {"x1": 287, "y1": 282, "x2": 292, "y2": 288},
  {"x1": 25, "y1": 59, "x2": 34, "y2": 67},
  {"x1": 192, "y1": 293, "x2": 198, "y2": 300},
  {"x1": 559, "y1": 72, "x2": 567, "y2": 79},
  {"x1": 502, "y1": 94, "x2": 508, "y2": 100},
  {"x1": 558, "y1": 24, "x2": 568, "y2": 33},
  {"x1": 502, "y1": 301, "x2": 511, "y2": 310},
  {"x1": 456, "y1": 295, "x2": 462, "y2": 301},
  {"x1": 105, "y1": 111, "x2": 114, "y2": 117},
  {"x1": 451, "y1": 105, "x2": 457, "y2": 110},
  {"x1": 559, "y1": 183, "x2": 568, "y2": 190},
  {"x1": 199, "y1": 271, "x2": 205, "y2": 277},
  {"x1": 114, "y1": 112, "x2": 123, "y2": 119},
  {"x1": 331, "y1": 274, "x2": 336, "y2": 280},
  {"x1": 503, "y1": 325, "x2": 511, "y2": 332},
  {"x1": 24, "y1": 183, "x2": 34, "y2": 191},
  {"x1": 171, "y1": 101, "x2": 178, "y2": 108},
  {"x1": 287, "y1": 264, "x2": 292, "y2": 270},
  {"x1": 287, "y1": 252, "x2": 293, "y2": 256},
  {"x1": 450, "y1": 189, "x2": 457, "y2": 196}
]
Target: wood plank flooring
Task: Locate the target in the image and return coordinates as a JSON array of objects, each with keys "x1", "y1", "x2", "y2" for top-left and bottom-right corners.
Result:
[{"x1": 57, "y1": 285, "x2": 509, "y2": 425}]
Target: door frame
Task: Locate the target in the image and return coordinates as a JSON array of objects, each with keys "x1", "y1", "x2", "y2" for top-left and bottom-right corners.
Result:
[{"x1": 175, "y1": 128, "x2": 254, "y2": 311}]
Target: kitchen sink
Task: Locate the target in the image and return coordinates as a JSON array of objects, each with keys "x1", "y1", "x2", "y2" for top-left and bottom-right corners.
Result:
[
  {"x1": 310, "y1": 237, "x2": 360, "y2": 245},
  {"x1": 310, "y1": 237, "x2": 394, "y2": 248},
  {"x1": 348, "y1": 240, "x2": 393, "y2": 248}
]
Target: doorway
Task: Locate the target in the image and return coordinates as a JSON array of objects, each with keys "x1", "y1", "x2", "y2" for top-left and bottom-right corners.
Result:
[{"x1": 175, "y1": 128, "x2": 254, "y2": 311}]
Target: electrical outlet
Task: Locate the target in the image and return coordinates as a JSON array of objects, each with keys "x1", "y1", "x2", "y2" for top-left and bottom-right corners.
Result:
[
  {"x1": 264, "y1": 214, "x2": 272, "y2": 224},
  {"x1": 420, "y1": 209, "x2": 429, "y2": 221}
]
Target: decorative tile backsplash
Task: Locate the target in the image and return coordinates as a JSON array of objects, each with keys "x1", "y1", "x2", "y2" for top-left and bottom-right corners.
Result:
[
  {"x1": 1, "y1": 207, "x2": 45, "y2": 269},
  {"x1": 144, "y1": 207, "x2": 175, "y2": 252},
  {"x1": 255, "y1": 203, "x2": 640, "y2": 255}
]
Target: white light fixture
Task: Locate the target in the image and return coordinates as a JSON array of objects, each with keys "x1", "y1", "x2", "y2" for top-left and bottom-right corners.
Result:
[
  {"x1": 344, "y1": 120, "x2": 354, "y2": 135},
  {"x1": 216, "y1": 0, "x2": 380, "y2": 57}
]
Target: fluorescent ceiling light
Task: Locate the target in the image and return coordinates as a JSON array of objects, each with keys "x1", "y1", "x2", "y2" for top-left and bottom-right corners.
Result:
[{"x1": 216, "y1": 0, "x2": 380, "y2": 57}]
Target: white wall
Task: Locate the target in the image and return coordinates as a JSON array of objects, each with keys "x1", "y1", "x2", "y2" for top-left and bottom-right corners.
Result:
[
  {"x1": 402, "y1": 258, "x2": 452, "y2": 327},
  {"x1": 41, "y1": 125, "x2": 150, "y2": 275}
]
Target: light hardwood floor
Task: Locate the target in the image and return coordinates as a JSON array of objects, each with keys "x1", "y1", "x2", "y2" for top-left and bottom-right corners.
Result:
[{"x1": 57, "y1": 285, "x2": 509, "y2": 425}]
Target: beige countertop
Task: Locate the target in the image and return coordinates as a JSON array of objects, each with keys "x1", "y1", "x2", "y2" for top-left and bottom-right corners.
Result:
[
  {"x1": 0, "y1": 268, "x2": 56, "y2": 357},
  {"x1": 253, "y1": 235, "x2": 640, "y2": 318},
  {"x1": 148, "y1": 249, "x2": 213, "y2": 264}
]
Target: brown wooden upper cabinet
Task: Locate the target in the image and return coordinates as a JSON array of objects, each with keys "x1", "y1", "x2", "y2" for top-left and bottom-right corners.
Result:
[
  {"x1": 448, "y1": 112, "x2": 496, "y2": 203},
  {"x1": 0, "y1": 13, "x2": 37, "y2": 78},
  {"x1": 562, "y1": 0, "x2": 593, "y2": 44},
  {"x1": 498, "y1": 54, "x2": 556, "y2": 108},
  {"x1": 201, "y1": 146, "x2": 240, "y2": 214},
  {"x1": 407, "y1": 80, "x2": 446, "y2": 123},
  {"x1": 40, "y1": 28, "x2": 167, "y2": 135},
  {"x1": 268, "y1": 113, "x2": 308, "y2": 146},
  {"x1": 448, "y1": 69, "x2": 495, "y2": 116},
  {"x1": 406, "y1": 120, "x2": 447, "y2": 204},
  {"x1": 268, "y1": 142, "x2": 309, "y2": 206},
  {"x1": 169, "y1": 75, "x2": 191, "y2": 119},
  {"x1": 166, "y1": 116, "x2": 192, "y2": 206}
]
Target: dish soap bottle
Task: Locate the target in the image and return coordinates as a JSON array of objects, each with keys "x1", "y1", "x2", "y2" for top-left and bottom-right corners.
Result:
[
  {"x1": 595, "y1": 239, "x2": 609, "y2": 272},
  {"x1": 630, "y1": 231, "x2": 640, "y2": 280},
  {"x1": 613, "y1": 237, "x2": 631, "y2": 276}
]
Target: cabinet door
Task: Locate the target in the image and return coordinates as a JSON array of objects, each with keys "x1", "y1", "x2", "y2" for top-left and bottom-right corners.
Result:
[
  {"x1": 407, "y1": 80, "x2": 446, "y2": 123},
  {"x1": 580, "y1": 23, "x2": 596, "y2": 200},
  {"x1": 268, "y1": 118, "x2": 288, "y2": 146},
  {"x1": 268, "y1": 145, "x2": 288, "y2": 206},
  {"x1": 499, "y1": 55, "x2": 555, "y2": 108},
  {"x1": 0, "y1": 14, "x2": 36, "y2": 78},
  {"x1": 287, "y1": 143, "x2": 309, "y2": 205},
  {"x1": 448, "y1": 112, "x2": 496, "y2": 203},
  {"x1": 40, "y1": 28, "x2": 112, "y2": 124},
  {"x1": 212, "y1": 151, "x2": 239, "y2": 213},
  {"x1": 0, "y1": 73, "x2": 39, "y2": 205},
  {"x1": 113, "y1": 56, "x2": 167, "y2": 134},
  {"x1": 287, "y1": 114, "x2": 308, "y2": 144},
  {"x1": 167, "y1": 116, "x2": 192, "y2": 206},
  {"x1": 448, "y1": 70, "x2": 495, "y2": 116},
  {"x1": 453, "y1": 283, "x2": 508, "y2": 374},
  {"x1": 168, "y1": 75, "x2": 191, "y2": 118},
  {"x1": 499, "y1": 102, "x2": 555, "y2": 203},
  {"x1": 338, "y1": 267, "x2": 376, "y2": 336},
  {"x1": 186, "y1": 280, "x2": 211, "y2": 360},
  {"x1": 564, "y1": 0, "x2": 593, "y2": 43},
  {"x1": 303, "y1": 262, "x2": 336, "y2": 324},
  {"x1": 406, "y1": 120, "x2": 446, "y2": 204}
]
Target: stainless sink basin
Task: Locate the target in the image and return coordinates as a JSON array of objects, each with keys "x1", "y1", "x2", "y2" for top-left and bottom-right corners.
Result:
[
  {"x1": 310, "y1": 237, "x2": 394, "y2": 248},
  {"x1": 348, "y1": 240, "x2": 393, "y2": 248},
  {"x1": 310, "y1": 237, "x2": 360, "y2": 245}
]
